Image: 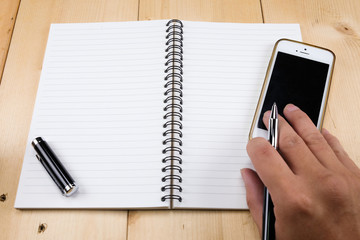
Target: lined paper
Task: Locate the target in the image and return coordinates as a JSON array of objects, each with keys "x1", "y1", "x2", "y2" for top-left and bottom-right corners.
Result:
[
  {"x1": 175, "y1": 22, "x2": 301, "y2": 209},
  {"x1": 15, "y1": 20, "x2": 169, "y2": 208}
]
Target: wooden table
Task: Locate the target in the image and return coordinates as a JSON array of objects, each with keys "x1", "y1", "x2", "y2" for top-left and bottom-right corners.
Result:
[{"x1": 0, "y1": 0, "x2": 359, "y2": 239}]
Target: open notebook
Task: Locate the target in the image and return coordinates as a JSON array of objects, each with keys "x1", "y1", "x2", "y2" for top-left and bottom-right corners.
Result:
[{"x1": 15, "y1": 19, "x2": 301, "y2": 209}]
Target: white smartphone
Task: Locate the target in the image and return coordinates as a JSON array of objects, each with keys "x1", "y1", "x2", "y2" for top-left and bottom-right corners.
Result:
[{"x1": 249, "y1": 39, "x2": 335, "y2": 139}]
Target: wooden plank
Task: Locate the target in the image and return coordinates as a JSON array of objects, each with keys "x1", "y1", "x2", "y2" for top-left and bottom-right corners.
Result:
[
  {"x1": 128, "y1": 210, "x2": 260, "y2": 240},
  {"x1": 0, "y1": 0, "x2": 139, "y2": 239},
  {"x1": 128, "y1": 1, "x2": 264, "y2": 239},
  {"x1": 0, "y1": 0, "x2": 20, "y2": 83},
  {"x1": 139, "y1": 0, "x2": 263, "y2": 22},
  {"x1": 262, "y1": 0, "x2": 360, "y2": 166}
]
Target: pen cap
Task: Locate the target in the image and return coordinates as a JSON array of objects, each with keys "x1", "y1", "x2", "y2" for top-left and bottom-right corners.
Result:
[{"x1": 32, "y1": 137, "x2": 78, "y2": 196}]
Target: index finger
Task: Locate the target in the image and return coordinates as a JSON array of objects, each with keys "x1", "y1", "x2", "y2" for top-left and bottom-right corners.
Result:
[
  {"x1": 262, "y1": 110, "x2": 324, "y2": 175},
  {"x1": 247, "y1": 137, "x2": 295, "y2": 194},
  {"x1": 283, "y1": 104, "x2": 345, "y2": 172}
]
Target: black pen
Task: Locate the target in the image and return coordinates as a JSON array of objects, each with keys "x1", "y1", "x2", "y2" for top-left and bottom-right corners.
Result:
[
  {"x1": 32, "y1": 137, "x2": 78, "y2": 197},
  {"x1": 262, "y1": 103, "x2": 278, "y2": 240}
]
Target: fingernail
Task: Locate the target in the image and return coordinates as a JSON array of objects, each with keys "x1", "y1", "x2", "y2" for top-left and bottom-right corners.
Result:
[
  {"x1": 286, "y1": 104, "x2": 299, "y2": 112},
  {"x1": 241, "y1": 169, "x2": 249, "y2": 186},
  {"x1": 322, "y1": 128, "x2": 329, "y2": 135},
  {"x1": 263, "y1": 111, "x2": 271, "y2": 118}
]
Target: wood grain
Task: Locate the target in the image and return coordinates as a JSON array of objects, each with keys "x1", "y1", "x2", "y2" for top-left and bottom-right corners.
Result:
[
  {"x1": 0, "y1": 0, "x2": 139, "y2": 239},
  {"x1": 262, "y1": 0, "x2": 360, "y2": 167},
  {"x1": 127, "y1": 1, "x2": 264, "y2": 239},
  {"x1": 0, "y1": 0, "x2": 20, "y2": 83},
  {"x1": 139, "y1": 0, "x2": 263, "y2": 22},
  {"x1": 128, "y1": 210, "x2": 260, "y2": 240}
]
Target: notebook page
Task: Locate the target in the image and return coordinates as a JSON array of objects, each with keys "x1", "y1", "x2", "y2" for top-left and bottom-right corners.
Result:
[
  {"x1": 175, "y1": 22, "x2": 302, "y2": 209},
  {"x1": 15, "y1": 20, "x2": 169, "y2": 208}
]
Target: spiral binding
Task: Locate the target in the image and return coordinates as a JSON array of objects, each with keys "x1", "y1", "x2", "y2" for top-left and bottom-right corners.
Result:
[{"x1": 161, "y1": 19, "x2": 184, "y2": 203}]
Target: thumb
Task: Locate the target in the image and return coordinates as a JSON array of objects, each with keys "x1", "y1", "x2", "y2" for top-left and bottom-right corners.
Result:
[{"x1": 241, "y1": 168, "x2": 264, "y2": 232}]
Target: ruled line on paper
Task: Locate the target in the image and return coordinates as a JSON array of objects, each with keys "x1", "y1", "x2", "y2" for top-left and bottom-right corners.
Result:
[
  {"x1": 40, "y1": 92, "x2": 161, "y2": 98},
  {"x1": 181, "y1": 192, "x2": 246, "y2": 196},
  {"x1": 47, "y1": 57, "x2": 163, "y2": 63},
  {"x1": 46, "y1": 62, "x2": 161, "y2": 68},
  {"x1": 47, "y1": 51, "x2": 161, "y2": 58},
  {"x1": 50, "y1": 43, "x2": 161, "y2": 49},
  {"x1": 35, "y1": 118, "x2": 160, "y2": 123},
  {"x1": 29, "y1": 160, "x2": 161, "y2": 164},
  {"x1": 25, "y1": 175, "x2": 161, "y2": 179},
  {"x1": 43, "y1": 74, "x2": 167, "y2": 79}
]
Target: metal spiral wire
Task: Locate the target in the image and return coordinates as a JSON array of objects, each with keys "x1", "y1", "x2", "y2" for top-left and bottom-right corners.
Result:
[{"x1": 161, "y1": 19, "x2": 184, "y2": 203}]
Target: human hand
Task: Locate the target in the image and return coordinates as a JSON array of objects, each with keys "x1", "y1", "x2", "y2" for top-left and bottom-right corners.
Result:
[{"x1": 242, "y1": 104, "x2": 360, "y2": 240}]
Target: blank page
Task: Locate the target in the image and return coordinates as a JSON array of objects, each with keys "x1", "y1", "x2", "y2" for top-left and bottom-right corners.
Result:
[
  {"x1": 175, "y1": 22, "x2": 301, "y2": 209},
  {"x1": 15, "y1": 20, "x2": 169, "y2": 208}
]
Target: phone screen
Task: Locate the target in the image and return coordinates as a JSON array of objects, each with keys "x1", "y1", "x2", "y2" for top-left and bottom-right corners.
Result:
[{"x1": 258, "y1": 51, "x2": 330, "y2": 130}]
